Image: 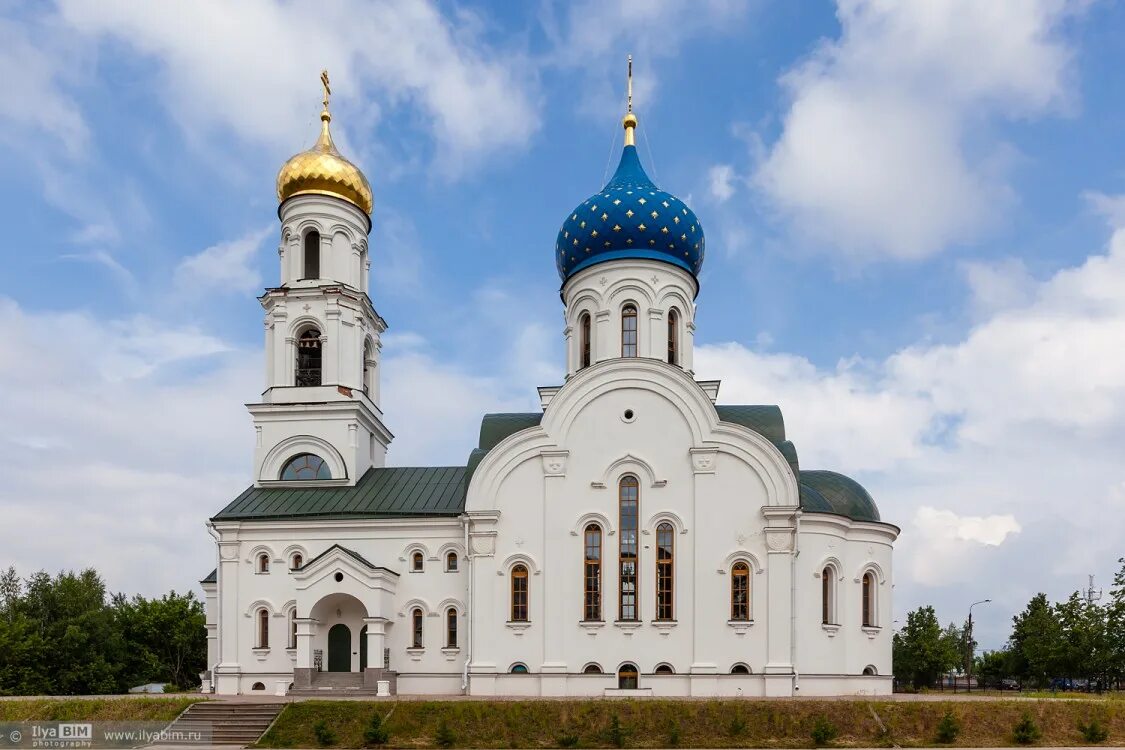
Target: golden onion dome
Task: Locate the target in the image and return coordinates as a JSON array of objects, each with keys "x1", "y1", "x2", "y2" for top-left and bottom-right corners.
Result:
[{"x1": 276, "y1": 74, "x2": 372, "y2": 215}]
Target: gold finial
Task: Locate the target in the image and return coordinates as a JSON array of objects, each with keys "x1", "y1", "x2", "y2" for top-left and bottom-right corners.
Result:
[
  {"x1": 320, "y1": 69, "x2": 332, "y2": 122},
  {"x1": 622, "y1": 54, "x2": 638, "y2": 147}
]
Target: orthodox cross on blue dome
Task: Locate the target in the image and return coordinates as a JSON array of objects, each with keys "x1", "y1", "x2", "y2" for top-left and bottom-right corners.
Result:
[{"x1": 554, "y1": 56, "x2": 705, "y2": 283}]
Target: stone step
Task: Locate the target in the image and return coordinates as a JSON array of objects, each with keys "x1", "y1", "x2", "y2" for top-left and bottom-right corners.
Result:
[{"x1": 150, "y1": 701, "x2": 285, "y2": 748}]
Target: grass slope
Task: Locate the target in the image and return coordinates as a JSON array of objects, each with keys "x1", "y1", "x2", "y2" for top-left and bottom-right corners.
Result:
[
  {"x1": 0, "y1": 697, "x2": 202, "y2": 722},
  {"x1": 257, "y1": 698, "x2": 1125, "y2": 748}
]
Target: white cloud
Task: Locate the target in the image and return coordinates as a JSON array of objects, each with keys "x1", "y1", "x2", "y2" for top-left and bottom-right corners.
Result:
[
  {"x1": 55, "y1": 0, "x2": 538, "y2": 171},
  {"x1": 0, "y1": 17, "x2": 88, "y2": 154},
  {"x1": 0, "y1": 297, "x2": 255, "y2": 596},
  {"x1": 914, "y1": 507, "x2": 1021, "y2": 547},
  {"x1": 59, "y1": 250, "x2": 137, "y2": 295},
  {"x1": 755, "y1": 0, "x2": 1078, "y2": 261},
  {"x1": 174, "y1": 226, "x2": 271, "y2": 295},
  {"x1": 960, "y1": 257, "x2": 1036, "y2": 318},
  {"x1": 708, "y1": 164, "x2": 738, "y2": 203},
  {"x1": 697, "y1": 215, "x2": 1125, "y2": 643}
]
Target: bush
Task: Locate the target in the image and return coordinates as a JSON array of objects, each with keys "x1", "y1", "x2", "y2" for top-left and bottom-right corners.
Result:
[
  {"x1": 1078, "y1": 719, "x2": 1109, "y2": 744},
  {"x1": 435, "y1": 719, "x2": 456, "y2": 749},
  {"x1": 607, "y1": 714, "x2": 627, "y2": 749},
  {"x1": 666, "y1": 723, "x2": 681, "y2": 747},
  {"x1": 555, "y1": 730, "x2": 579, "y2": 748},
  {"x1": 811, "y1": 717, "x2": 838, "y2": 747},
  {"x1": 1013, "y1": 713, "x2": 1042, "y2": 745},
  {"x1": 935, "y1": 711, "x2": 961, "y2": 744},
  {"x1": 313, "y1": 720, "x2": 336, "y2": 748},
  {"x1": 362, "y1": 713, "x2": 389, "y2": 747},
  {"x1": 728, "y1": 715, "x2": 747, "y2": 737}
]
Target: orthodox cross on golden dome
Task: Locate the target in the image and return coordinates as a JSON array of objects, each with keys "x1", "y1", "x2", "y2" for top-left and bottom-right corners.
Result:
[
  {"x1": 320, "y1": 69, "x2": 331, "y2": 115},
  {"x1": 623, "y1": 54, "x2": 638, "y2": 147}
]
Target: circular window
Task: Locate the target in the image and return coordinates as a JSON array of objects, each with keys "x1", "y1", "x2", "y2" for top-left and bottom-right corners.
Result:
[
  {"x1": 334, "y1": 571, "x2": 344, "y2": 583},
  {"x1": 622, "y1": 409, "x2": 635, "y2": 423}
]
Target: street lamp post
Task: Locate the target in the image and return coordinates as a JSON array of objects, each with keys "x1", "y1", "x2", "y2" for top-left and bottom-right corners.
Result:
[{"x1": 966, "y1": 599, "x2": 991, "y2": 693}]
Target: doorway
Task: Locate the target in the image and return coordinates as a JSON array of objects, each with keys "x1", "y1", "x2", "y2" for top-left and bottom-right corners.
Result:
[{"x1": 327, "y1": 623, "x2": 351, "y2": 672}]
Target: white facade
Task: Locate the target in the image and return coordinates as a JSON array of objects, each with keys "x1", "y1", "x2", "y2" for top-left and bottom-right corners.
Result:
[{"x1": 203, "y1": 87, "x2": 899, "y2": 698}]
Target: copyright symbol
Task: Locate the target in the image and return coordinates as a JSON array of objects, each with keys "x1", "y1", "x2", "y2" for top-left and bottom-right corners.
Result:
[{"x1": 9, "y1": 730, "x2": 21, "y2": 743}]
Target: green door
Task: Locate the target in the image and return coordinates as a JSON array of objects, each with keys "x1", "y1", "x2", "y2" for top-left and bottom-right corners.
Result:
[{"x1": 327, "y1": 624, "x2": 351, "y2": 672}]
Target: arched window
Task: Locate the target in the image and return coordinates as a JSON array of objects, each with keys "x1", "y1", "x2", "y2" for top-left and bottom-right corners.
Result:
[
  {"x1": 655, "y1": 522, "x2": 674, "y2": 621},
  {"x1": 584, "y1": 524, "x2": 602, "y2": 621},
  {"x1": 654, "y1": 664, "x2": 675, "y2": 674},
  {"x1": 446, "y1": 551, "x2": 458, "y2": 572},
  {"x1": 822, "y1": 566, "x2": 836, "y2": 625},
  {"x1": 667, "y1": 308, "x2": 679, "y2": 365},
  {"x1": 290, "y1": 553, "x2": 303, "y2": 571},
  {"x1": 251, "y1": 681, "x2": 266, "y2": 691},
  {"x1": 256, "y1": 553, "x2": 270, "y2": 574},
  {"x1": 303, "y1": 229, "x2": 320, "y2": 279},
  {"x1": 362, "y1": 340, "x2": 374, "y2": 393},
  {"x1": 288, "y1": 609, "x2": 297, "y2": 649},
  {"x1": 621, "y1": 305, "x2": 638, "y2": 357},
  {"x1": 411, "y1": 551, "x2": 424, "y2": 572},
  {"x1": 579, "y1": 312, "x2": 592, "y2": 369},
  {"x1": 618, "y1": 476, "x2": 639, "y2": 621},
  {"x1": 730, "y1": 664, "x2": 751, "y2": 675},
  {"x1": 280, "y1": 453, "x2": 330, "y2": 480},
  {"x1": 862, "y1": 571, "x2": 876, "y2": 627},
  {"x1": 445, "y1": 608, "x2": 458, "y2": 649},
  {"x1": 510, "y1": 663, "x2": 529, "y2": 674},
  {"x1": 511, "y1": 564, "x2": 529, "y2": 622},
  {"x1": 862, "y1": 665, "x2": 877, "y2": 676},
  {"x1": 256, "y1": 608, "x2": 269, "y2": 649},
  {"x1": 295, "y1": 328, "x2": 323, "y2": 387},
  {"x1": 582, "y1": 663, "x2": 603, "y2": 674},
  {"x1": 411, "y1": 608, "x2": 423, "y2": 648},
  {"x1": 731, "y1": 562, "x2": 750, "y2": 621},
  {"x1": 618, "y1": 663, "x2": 639, "y2": 690}
]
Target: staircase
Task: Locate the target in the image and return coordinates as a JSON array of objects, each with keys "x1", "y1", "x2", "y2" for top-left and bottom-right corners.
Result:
[
  {"x1": 287, "y1": 670, "x2": 396, "y2": 696},
  {"x1": 152, "y1": 701, "x2": 284, "y2": 746}
]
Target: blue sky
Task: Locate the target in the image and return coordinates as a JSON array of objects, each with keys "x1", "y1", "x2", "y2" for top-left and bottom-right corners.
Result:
[{"x1": 3, "y1": 0, "x2": 1125, "y2": 650}]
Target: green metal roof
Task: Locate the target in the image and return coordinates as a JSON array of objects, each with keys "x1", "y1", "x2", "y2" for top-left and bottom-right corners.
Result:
[
  {"x1": 299, "y1": 543, "x2": 398, "y2": 574},
  {"x1": 799, "y1": 470, "x2": 881, "y2": 523},
  {"x1": 478, "y1": 413, "x2": 543, "y2": 452},
  {"x1": 715, "y1": 405, "x2": 786, "y2": 444},
  {"x1": 200, "y1": 568, "x2": 217, "y2": 584},
  {"x1": 212, "y1": 466, "x2": 466, "y2": 522}
]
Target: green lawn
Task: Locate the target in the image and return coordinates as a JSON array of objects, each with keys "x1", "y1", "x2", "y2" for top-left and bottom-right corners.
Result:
[
  {"x1": 0, "y1": 697, "x2": 202, "y2": 722},
  {"x1": 257, "y1": 697, "x2": 1125, "y2": 748}
]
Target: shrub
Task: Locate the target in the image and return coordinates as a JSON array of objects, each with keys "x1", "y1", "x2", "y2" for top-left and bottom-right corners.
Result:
[
  {"x1": 1013, "y1": 713, "x2": 1042, "y2": 745},
  {"x1": 811, "y1": 717, "x2": 838, "y2": 747},
  {"x1": 607, "y1": 714, "x2": 627, "y2": 749},
  {"x1": 556, "y1": 730, "x2": 580, "y2": 748},
  {"x1": 313, "y1": 720, "x2": 336, "y2": 748},
  {"x1": 363, "y1": 713, "x2": 389, "y2": 747},
  {"x1": 1079, "y1": 719, "x2": 1109, "y2": 744},
  {"x1": 666, "y1": 723, "x2": 681, "y2": 747},
  {"x1": 728, "y1": 715, "x2": 747, "y2": 737},
  {"x1": 935, "y1": 711, "x2": 961, "y2": 744},
  {"x1": 435, "y1": 719, "x2": 456, "y2": 749}
]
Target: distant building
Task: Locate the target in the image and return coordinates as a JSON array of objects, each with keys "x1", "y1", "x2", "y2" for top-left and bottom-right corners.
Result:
[{"x1": 202, "y1": 68, "x2": 897, "y2": 698}]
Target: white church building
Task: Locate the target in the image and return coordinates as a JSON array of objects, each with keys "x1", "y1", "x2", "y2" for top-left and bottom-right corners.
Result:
[{"x1": 201, "y1": 70, "x2": 898, "y2": 698}]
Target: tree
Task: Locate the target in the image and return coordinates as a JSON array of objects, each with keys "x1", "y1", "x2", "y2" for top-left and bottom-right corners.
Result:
[
  {"x1": 1008, "y1": 593, "x2": 1063, "y2": 688},
  {"x1": 893, "y1": 605, "x2": 959, "y2": 688},
  {"x1": 1106, "y1": 558, "x2": 1125, "y2": 689},
  {"x1": 114, "y1": 591, "x2": 206, "y2": 688},
  {"x1": 1054, "y1": 592, "x2": 1108, "y2": 687}
]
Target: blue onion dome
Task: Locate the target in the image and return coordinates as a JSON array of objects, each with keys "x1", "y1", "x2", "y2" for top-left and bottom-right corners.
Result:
[{"x1": 556, "y1": 112, "x2": 705, "y2": 282}]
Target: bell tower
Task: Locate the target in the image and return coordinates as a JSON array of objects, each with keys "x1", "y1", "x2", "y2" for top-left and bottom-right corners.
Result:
[{"x1": 249, "y1": 71, "x2": 392, "y2": 486}]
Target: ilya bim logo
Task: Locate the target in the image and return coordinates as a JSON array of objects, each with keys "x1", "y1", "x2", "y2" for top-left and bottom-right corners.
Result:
[
  {"x1": 1, "y1": 721, "x2": 207, "y2": 749},
  {"x1": 1, "y1": 723, "x2": 93, "y2": 748}
]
